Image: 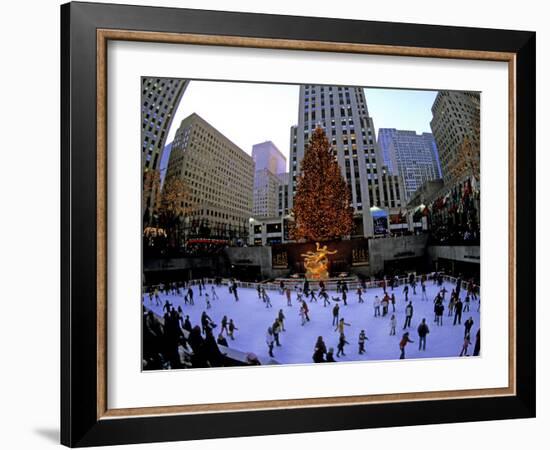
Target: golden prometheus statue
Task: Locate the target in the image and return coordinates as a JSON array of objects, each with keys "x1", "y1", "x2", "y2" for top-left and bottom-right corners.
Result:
[{"x1": 301, "y1": 242, "x2": 338, "y2": 280}]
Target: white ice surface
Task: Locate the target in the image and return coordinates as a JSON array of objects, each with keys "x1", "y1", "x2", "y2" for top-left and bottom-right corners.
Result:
[{"x1": 144, "y1": 280, "x2": 480, "y2": 365}]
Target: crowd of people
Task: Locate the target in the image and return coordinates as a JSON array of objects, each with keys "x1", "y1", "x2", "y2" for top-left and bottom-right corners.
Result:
[{"x1": 143, "y1": 271, "x2": 480, "y2": 370}]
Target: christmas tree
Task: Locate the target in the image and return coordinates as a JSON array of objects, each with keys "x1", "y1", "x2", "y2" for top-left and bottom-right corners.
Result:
[{"x1": 292, "y1": 126, "x2": 354, "y2": 242}]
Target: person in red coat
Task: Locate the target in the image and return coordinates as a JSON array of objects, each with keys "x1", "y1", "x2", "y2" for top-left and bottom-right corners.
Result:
[{"x1": 399, "y1": 332, "x2": 414, "y2": 359}]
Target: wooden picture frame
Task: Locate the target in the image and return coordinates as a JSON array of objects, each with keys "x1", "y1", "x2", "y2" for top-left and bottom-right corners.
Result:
[{"x1": 61, "y1": 2, "x2": 535, "y2": 447}]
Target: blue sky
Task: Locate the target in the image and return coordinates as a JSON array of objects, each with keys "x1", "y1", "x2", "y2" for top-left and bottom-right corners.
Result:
[
  {"x1": 364, "y1": 88, "x2": 437, "y2": 134},
  {"x1": 165, "y1": 81, "x2": 439, "y2": 163}
]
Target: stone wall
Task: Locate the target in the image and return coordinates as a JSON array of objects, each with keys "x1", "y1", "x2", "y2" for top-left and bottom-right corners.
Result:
[{"x1": 368, "y1": 234, "x2": 430, "y2": 274}]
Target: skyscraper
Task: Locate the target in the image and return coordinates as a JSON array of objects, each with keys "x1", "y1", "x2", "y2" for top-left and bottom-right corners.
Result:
[
  {"x1": 165, "y1": 113, "x2": 254, "y2": 241},
  {"x1": 289, "y1": 85, "x2": 405, "y2": 237},
  {"x1": 141, "y1": 77, "x2": 189, "y2": 172},
  {"x1": 378, "y1": 129, "x2": 442, "y2": 200},
  {"x1": 252, "y1": 141, "x2": 288, "y2": 218},
  {"x1": 141, "y1": 77, "x2": 189, "y2": 221},
  {"x1": 430, "y1": 91, "x2": 480, "y2": 184},
  {"x1": 252, "y1": 141, "x2": 287, "y2": 175}
]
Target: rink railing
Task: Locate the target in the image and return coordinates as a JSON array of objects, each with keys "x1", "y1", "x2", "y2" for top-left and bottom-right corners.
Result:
[{"x1": 146, "y1": 274, "x2": 478, "y2": 294}]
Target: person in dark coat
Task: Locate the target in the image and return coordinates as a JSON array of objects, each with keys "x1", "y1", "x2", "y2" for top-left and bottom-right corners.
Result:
[
  {"x1": 336, "y1": 332, "x2": 349, "y2": 357},
  {"x1": 417, "y1": 318, "x2": 430, "y2": 351},
  {"x1": 473, "y1": 329, "x2": 481, "y2": 356},
  {"x1": 326, "y1": 347, "x2": 336, "y2": 362},
  {"x1": 217, "y1": 333, "x2": 228, "y2": 347},
  {"x1": 464, "y1": 317, "x2": 475, "y2": 337},
  {"x1": 312, "y1": 336, "x2": 327, "y2": 363},
  {"x1": 453, "y1": 298, "x2": 464, "y2": 325},
  {"x1": 203, "y1": 328, "x2": 224, "y2": 367}
]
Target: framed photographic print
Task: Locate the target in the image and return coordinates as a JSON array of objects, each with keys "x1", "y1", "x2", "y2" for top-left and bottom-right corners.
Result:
[{"x1": 60, "y1": 1, "x2": 536, "y2": 447}]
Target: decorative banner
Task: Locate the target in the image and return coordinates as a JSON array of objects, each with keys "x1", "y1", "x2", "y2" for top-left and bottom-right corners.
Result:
[{"x1": 373, "y1": 216, "x2": 388, "y2": 235}]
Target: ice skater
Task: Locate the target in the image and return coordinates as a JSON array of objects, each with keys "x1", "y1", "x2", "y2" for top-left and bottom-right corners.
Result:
[
  {"x1": 421, "y1": 281, "x2": 428, "y2": 300},
  {"x1": 389, "y1": 314, "x2": 397, "y2": 335},
  {"x1": 262, "y1": 288, "x2": 273, "y2": 308},
  {"x1": 463, "y1": 294, "x2": 471, "y2": 312},
  {"x1": 399, "y1": 332, "x2": 414, "y2": 359},
  {"x1": 299, "y1": 305, "x2": 307, "y2": 326},
  {"x1": 357, "y1": 287, "x2": 364, "y2": 303},
  {"x1": 335, "y1": 317, "x2": 351, "y2": 334},
  {"x1": 266, "y1": 327, "x2": 275, "y2": 357},
  {"x1": 459, "y1": 333, "x2": 471, "y2": 356},
  {"x1": 417, "y1": 318, "x2": 430, "y2": 351},
  {"x1": 403, "y1": 302, "x2": 414, "y2": 329},
  {"x1": 313, "y1": 336, "x2": 327, "y2": 363},
  {"x1": 221, "y1": 315, "x2": 228, "y2": 335},
  {"x1": 332, "y1": 303, "x2": 340, "y2": 326},
  {"x1": 301, "y1": 300, "x2": 310, "y2": 322},
  {"x1": 358, "y1": 330, "x2": 369, "y2": 354},
  {"x1": 336, "y1": 332, "x2": 349, "y2": 357},
  {"x1": 285, "y1": 287, "x2": 292, "y2": 307},
  {"x1": 278, "y1": 309, "x2": 286, "y2": 331},
  {"x1": 211, "y1": 285, "x2": 218, "y2": 301},
  {"x1": 374, "y1": 296, "x2": 381, "y2": 317},
  {"x1": 205, "y1": 293, "x2": 211, "y2": 309},
  {"x1": 453, "y1": 297, "x2": 463, "y2": 325},
  {"x1": 321, "y1": 289, "x2": 330, "y2": 307},
  {"x1": 272, "y1": 319, "x2": 282, "y2": 346},
  {"x1": 403, "y1": 284, "x2": 409, "y2": 302},
  {"x1": 187, "y1": 287, "x2": 194, "y2": 305},
  {"x1": 464, "y1": 317, "x2": 474, "y2": 338},
  {"x1": 228, "y1": 319, "x2": 238, "y2": 340}
]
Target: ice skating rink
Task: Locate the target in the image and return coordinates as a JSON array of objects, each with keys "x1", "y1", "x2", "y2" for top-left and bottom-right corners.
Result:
[{"x1": 143, "y1": 280, "x2": 480, "y2": 365}]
